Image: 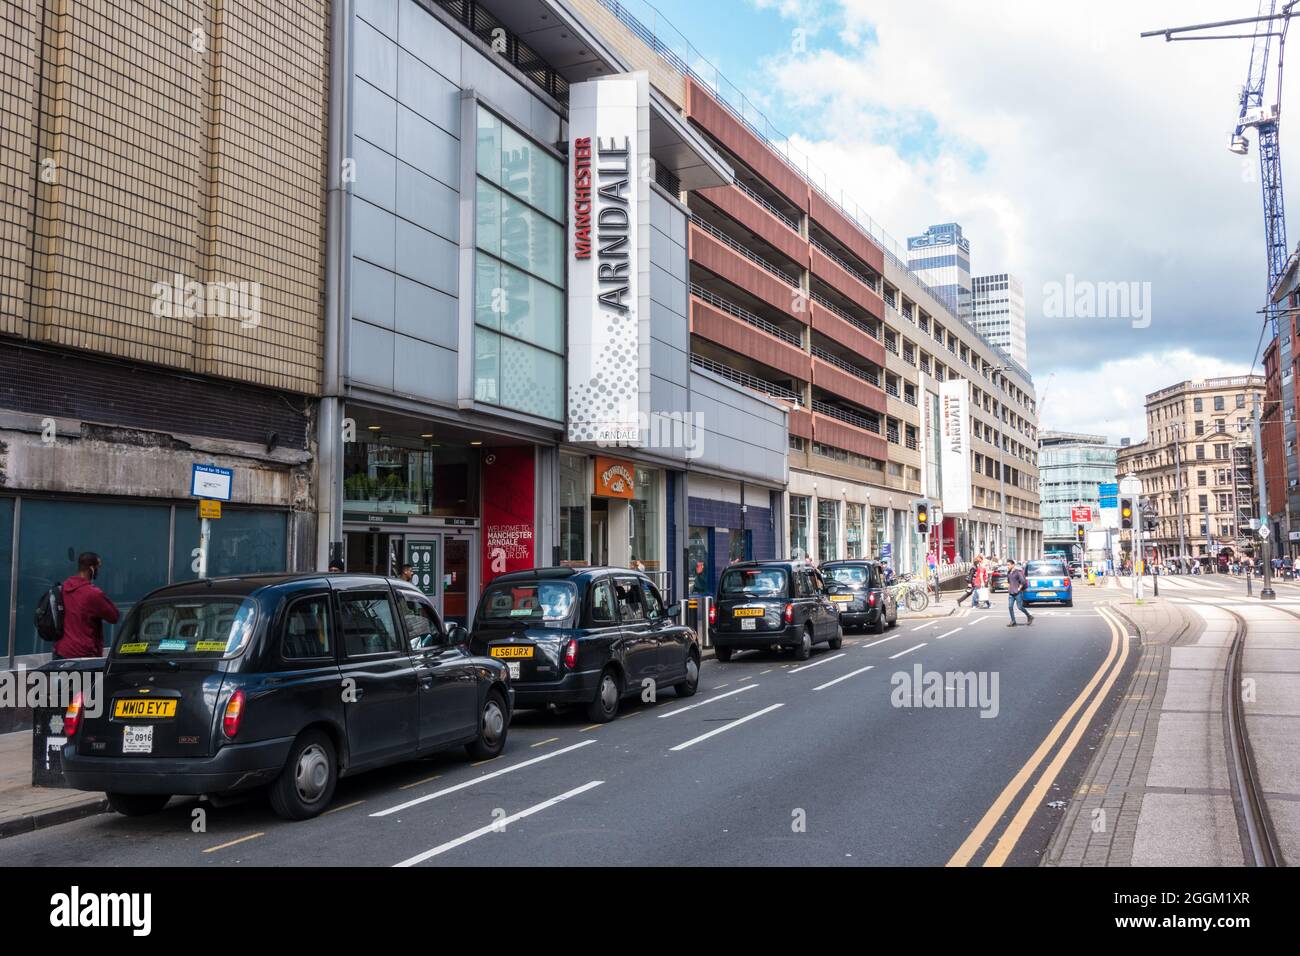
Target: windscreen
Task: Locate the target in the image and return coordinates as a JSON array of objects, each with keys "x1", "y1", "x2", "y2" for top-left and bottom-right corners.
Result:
[
  {"x1": 479, "y1": 581, "x2": 577, "y2": 624},
  {"x1": 719, "y1": 567, "x2": 787, "y2": 597},
  {"x1": 1025, "y1": 562, "x2": 1067, "y2": 577},
  {"x1": 825, "y1": 565, "x2": 869, "y2": 587},
  {"x1": 112, "y1": 597, "x2": 257, "y2": 658}
]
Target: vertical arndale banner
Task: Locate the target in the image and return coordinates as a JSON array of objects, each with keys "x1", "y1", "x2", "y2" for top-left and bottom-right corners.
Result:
[
  {"x1": 940, "y1": 378, "x2": 971, "y2": 515},
  {"x1": 567, "y1": 73, "x2": 650, "y2": 444}
]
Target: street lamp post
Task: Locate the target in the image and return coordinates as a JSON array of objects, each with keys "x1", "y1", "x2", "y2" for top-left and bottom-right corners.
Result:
[
  {"x1": 1171, "y1": 422, "x2": 1187, "y2": 563},
  {"x1": 992, "y1": 367, "x2": 1010, "y2": 561},
  {"x1": 1252, "y1": 392, "x2": 1276, "y2": 600}
]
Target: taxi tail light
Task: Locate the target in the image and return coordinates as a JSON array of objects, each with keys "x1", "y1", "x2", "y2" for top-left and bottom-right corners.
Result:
[
  {"x1": 64, "y1": 693, "x2": 84, "y2": 736},
  {"x1": 707, "y1": 605, "x2": 717, "y2": 626},
  {"x1": 222, "y1": 690, "x2": 245, "y2": 739},
  {"x1": 867, "y1": 592, "x2": 877, "y2": 607},
  {"x1": 784, "y1": 602, "x2": 794, "y2": 624},
  {"x1": 563, "y1": 639, "x2": 578, "y2": 669}
]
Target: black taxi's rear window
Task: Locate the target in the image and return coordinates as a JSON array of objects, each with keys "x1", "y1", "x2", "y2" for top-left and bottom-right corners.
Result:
[
  {"x1": 112, "y1": 597, "x2": 257, "y2": 659},
  {"x1": 479, "y1": 581, "x2": 577, "y2": 624},
  {"x1": 719, "y1": 567, "x2": 787, "y2": 597}
]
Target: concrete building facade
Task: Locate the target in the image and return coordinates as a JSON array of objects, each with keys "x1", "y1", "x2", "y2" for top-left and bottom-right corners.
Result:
[
  {"x1": 0, "y1": 0, "x2": 330, "y2": 672},
  {"x1": 1115, "y1": 376, "x2": 1264, "y2": 564}
]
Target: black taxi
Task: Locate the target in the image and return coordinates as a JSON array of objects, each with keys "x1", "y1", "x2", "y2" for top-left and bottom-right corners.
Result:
[
  {"x1": 467, "y1": 567, "x2": 699, "y2": 723},
  {"x1": 60, "y1": 573, "x2": 512, "y2": 821},
  {"x1": 819, "y1": 559, "x2": 898, "y2": 634},
  {"x1": 710, "y1": 561, "x2": 842, "y2": 661}
]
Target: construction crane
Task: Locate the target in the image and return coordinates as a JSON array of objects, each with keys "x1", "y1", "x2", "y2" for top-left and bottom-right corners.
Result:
[
  {"x1": 1229, "y1": 1, "x2": 1289, "y2": 336},
  {"x1": 1142, "y1": 3, "x2": 1297, "y2": 334}
]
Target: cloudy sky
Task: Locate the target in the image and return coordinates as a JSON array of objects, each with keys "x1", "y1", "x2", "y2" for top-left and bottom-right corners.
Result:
[{"x1": 639, "y1": 0, "x2": 1284, "y2": 441}]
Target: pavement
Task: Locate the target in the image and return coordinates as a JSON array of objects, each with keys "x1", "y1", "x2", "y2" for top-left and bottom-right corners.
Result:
[
  {"x1": 1045, "y1": 572, "x2": 1300, "y2": 866},
  {"x1": 0, "y1": 732, "x2": 106, "y2": 840},
  {"x1": 0, "y1": 588, "x2": 1123, "y2": 866}
]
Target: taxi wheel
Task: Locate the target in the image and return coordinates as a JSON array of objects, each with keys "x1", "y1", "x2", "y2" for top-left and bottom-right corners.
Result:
[
  {"x1": 106, "y1": 793, "x2": 170, "y2": 817},
  {"x1": 466, "y1": 689, "x2": 509, "y2": 760},
  {"x1": 269, "y1": 730, "x2": 337, "y2": 821},
  {"x1": 714, "y1": 646, "x2": 733, "y2": 662},
  {"x1": 1064, "y1": 600, "x2": 1074, "y2": 608},
  {"x1": 794, "y1": 627, "x2": 812, "y2": 661},
  {"x1": 586, "y1": 668, "x2": 622, "y2": 723},
  {"x1": 674, "y1": 652, "x2": 700, "y2": 698},
  {"x1": 828, "y1": 625, "x2": 844, "y2": 650}
]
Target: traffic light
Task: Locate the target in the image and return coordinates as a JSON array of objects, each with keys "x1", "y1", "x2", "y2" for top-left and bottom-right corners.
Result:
[
  {"x1": 1076, "y1": 524, "x2": 1085, "y2": 543},
  {"x1": 1120, "y1": 497, "x2": 1134, "y2": 530},
  {"x1": 916, "y1": 500, "x2": 930, "y2": 536}
]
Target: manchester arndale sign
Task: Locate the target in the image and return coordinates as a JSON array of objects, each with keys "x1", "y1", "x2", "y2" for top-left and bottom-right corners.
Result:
[
  {"x1": 567, "y1": 73, "x2": 650, "y2": 445},
  {"x1": 940, "y1": 378, "x2": 971, "y2": 515}
]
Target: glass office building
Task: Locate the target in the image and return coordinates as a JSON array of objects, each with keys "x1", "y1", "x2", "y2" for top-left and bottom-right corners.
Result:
[{"x1": 1040, "y1": 431, "x2": 1119, "y2": 553}]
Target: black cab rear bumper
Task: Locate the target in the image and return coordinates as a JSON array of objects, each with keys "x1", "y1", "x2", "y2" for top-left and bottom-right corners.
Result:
[
  {"x1": 61, "y1": 736, "x2": 295, "y2": 796},
  {"x1": 837, "y1": 607, "x2": 881, "y2": 627},
  {"x1": 508, "y1": 668, "x2": 601, "y2": 707},
  {"x1": 712, "y1": 623, "x2": 801, "y2": 651}
]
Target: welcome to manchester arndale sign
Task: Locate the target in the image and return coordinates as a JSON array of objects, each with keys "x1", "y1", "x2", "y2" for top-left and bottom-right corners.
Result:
[{"x1": 567, "y1": 73, "x2": 650, "y2": 445}]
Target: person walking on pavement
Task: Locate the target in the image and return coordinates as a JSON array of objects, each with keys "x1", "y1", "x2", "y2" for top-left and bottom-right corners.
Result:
[
  {"x1": 53, "y1": 552, "x2": 119, "y2": 660},
  {"x1": 957, "y1": 555, "x2": 983, "y2": 607},
  {"x1": 1005, "y1": 558, "x2": 1033, "y2": 627}
]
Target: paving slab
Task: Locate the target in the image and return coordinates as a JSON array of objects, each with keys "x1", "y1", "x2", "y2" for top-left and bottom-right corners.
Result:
[
  {"x1": 1146, "y1": 711, "x2": 1230, "y2": 791},
  {"x1": 1130, "y1": 793, "x2": 1243, "y2": 867},
  {"x1": 1169, "y1": 645, "x2": 1229, "y2": 670}
]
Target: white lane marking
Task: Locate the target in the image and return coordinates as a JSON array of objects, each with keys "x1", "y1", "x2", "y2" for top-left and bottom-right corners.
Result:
[
  {"x1": 393, "y1": 781, "x2": 604, "y2": 867},
  {"x1": 911, "y1": 621, "x2": 938, "y2": 631},
  {"x1": 966, "y1": 617, "x2": 991, "y2": 626},
  {"x1": 657, "y1": 683, "x2": 757, "y2": 718},
  {"x1": 788, "y1": 652, "x2": 847, "y2": 673},
  {"x1": 935, "y1": 627, "x2": 963, "y2": 640},
  {"x1": 814, "y1": 665, "x2": 874, "y2": 691},
  {"x1": 371, "y1": 739, "x2": 597, "y2": 817},
  {"x1": 670, "y1": 703, "x2": 785, "y2": 752},
  {"x1": 861, "y1": 635, "x2": 897, "y2": 648},
  {"x1": 888, "y1": 642, "x2": 927, "y2": 660}
]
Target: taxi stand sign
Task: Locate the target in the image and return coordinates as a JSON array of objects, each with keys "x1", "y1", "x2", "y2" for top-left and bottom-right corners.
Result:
[
  {"x1": 191, "y1": 464, "x2": 234, "y2": 579},
  {"x1": 191, "y1": 463, "x2": 233, "y2": 501}
]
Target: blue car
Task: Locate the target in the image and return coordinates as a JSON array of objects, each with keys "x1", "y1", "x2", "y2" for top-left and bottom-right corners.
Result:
[{"x1": 1022, "y1": 560, "x2": 1073, "y2": 607}]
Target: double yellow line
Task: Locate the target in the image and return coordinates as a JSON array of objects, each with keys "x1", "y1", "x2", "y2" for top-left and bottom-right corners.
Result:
[{"x1": 946, "y1": 605, "x2": 1131, "y2": 867}]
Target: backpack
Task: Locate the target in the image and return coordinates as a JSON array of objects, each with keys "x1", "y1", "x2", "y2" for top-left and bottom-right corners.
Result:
[{"x1": 34, "y1": 583, "x2": 65, "y2": 643}]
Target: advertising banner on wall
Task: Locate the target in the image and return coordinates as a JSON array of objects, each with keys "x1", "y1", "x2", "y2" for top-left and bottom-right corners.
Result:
[
  {"x1": 482, "y1": 447, "x2": 535, "y2": 585},
  {"x1": 567, "y1": 73, "x2": 650, "y2": 445},
  {"x1": 939, "y1": 378, "x2": 971, "y2": 515}
]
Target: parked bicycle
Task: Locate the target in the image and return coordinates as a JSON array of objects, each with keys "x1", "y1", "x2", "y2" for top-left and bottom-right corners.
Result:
[{"x1": 890, "y1": 574, "x2": 930, "y2": 612}]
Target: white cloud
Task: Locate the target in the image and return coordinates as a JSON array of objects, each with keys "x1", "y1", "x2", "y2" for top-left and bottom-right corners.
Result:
[
  {"x1": 1039, "y1": 350, "x2": 1255, "y2": 442},
  {"x1": 747, "y1": 1, "x2": 1283, "y2": 432}
]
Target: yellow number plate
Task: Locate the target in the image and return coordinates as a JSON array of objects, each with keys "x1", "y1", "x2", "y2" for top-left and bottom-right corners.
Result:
[
  {"x1": 114, "y1": 699, "x2": 178, "y2": 719},
  {"x1": 830, "y1": 595, "x2": 853, "y2": 602},
  {"x1": 733, "y1": 608, "x2": 765, "y2": 617},
  {"x1": 490, "y1": 646, "x2": 534, "y2": 659}
]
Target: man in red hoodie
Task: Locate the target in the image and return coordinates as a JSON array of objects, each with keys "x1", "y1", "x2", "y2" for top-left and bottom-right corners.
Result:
[{"x1": 53, "y1": 552, "x2": 120, "y2": 659}]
